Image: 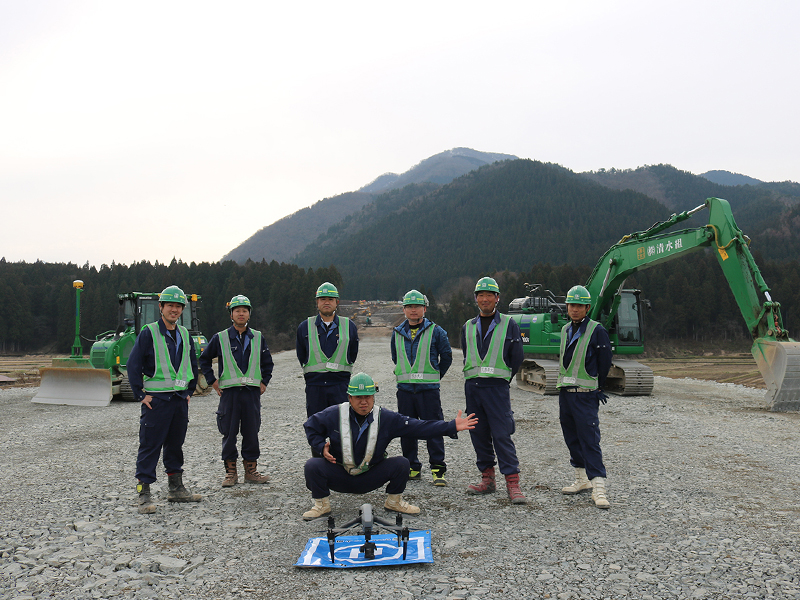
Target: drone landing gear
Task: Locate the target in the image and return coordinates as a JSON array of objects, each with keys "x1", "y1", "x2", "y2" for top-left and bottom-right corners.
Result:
[{"x1": 326, "y1": 503, "x2": 411, "y2": 563}]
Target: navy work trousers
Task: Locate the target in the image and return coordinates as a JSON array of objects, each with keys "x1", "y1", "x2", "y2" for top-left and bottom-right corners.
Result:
[
  {"x1": 396, "y1": 388, "x2": 446, "y2": 471},
  {"x1": 558, "y1": 389, "x2": 606, "y2": 479},
  {"x1": 464, "y1": 381, "x2": 519, "y2": 475},
  {"x1": 304, "y1": 456, "x2": 410, "y2": 499},
  {"x1": 136, "y1": 394, "x2": 189, "y2": 483},
  {"x1": 216, "y1": 385, "x2": 262, "y2": 462},
  {"x1": 305, "y1": 382, "x2": 348, "y2": 417}
]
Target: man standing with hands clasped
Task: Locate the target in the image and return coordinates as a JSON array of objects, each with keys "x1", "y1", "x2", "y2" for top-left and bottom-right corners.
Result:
[
  {"x1": 128, "y1": 285, "x2": 201, "y2": 515},
  {"x1": 461, "y1": 277, "x2": 526, "y2": 504},
  {"x1": 200, "y1": 295, "x2": 274, "y2": 488},
  {"x1": 296, "y1": 282, "x2": 359, "y2": 418},
  {"x1": 556, "y1": 285, "x2": 613, "y2": 509},
  {"x1": 391, "y1": 289, "x2": 452, "y2": 486}
]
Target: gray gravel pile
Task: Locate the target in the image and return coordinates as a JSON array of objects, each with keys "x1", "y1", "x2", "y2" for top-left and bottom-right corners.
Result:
[{"x1": 1, "y1": 337, "x2": 799, "y2": 599}]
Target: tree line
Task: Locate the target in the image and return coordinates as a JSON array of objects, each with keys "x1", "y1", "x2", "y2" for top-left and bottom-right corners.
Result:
[
  {"x1": 0, "y1": 258, "x2": 340, "y2": 354},
  {"x1": 3, "y1": 247, "x2": 800, "y2": 357}
]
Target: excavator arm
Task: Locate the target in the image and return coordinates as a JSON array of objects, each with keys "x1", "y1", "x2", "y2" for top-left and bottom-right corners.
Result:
[{"x1": 584, "y1": 197, "x2": 798, "y2": 411}]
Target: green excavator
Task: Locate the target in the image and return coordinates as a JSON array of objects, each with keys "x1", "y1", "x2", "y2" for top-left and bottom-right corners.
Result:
[
  {"x1": 509, "y1": 197, "x2": 800, "y2": 412},
  {"x1": 33, "y1": 286, "x2": 208, "y2": 407}
]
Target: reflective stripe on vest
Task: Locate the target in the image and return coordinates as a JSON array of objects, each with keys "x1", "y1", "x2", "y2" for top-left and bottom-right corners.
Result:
[
  {"x1": 143, "y1": 323, "x2": 192, "y2": 392},
  {"x1": 302, "y1": 316, "x2": 354, "y2": 374},
  {"x1": 557, "y1": 320, "x2": 600, "y2": 389},
  {"x1": 394, "y1": 325, "x2": 440, "y2": 384},
  {"x1": 463, "y1": 314, "x2": 512, "y2": 380},
  {"x1": 217, "y1": 329, "x2": 262, "y2": 388},
  {"x1": 339, "y1": 402, "x2": 381, "y2": 476}
]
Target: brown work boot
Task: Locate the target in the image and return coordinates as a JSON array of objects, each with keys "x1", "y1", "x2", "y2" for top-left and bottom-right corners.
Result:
[
  {"x1": 505, "y1": 473, "x2": 527, "y2": 504},
  {"x1": 243, "y1": 460, "x2": 269, "y2": 484},
  {"x1": 466, "y1": 467, "x2": 496, "y2": 495},
  {"x1": 167, "y1": 472, "x2": 202, "y2": 502},
  {"x1": 137, "y1": 481, "x2": 156, "y2": 514},
  {"x1": 222, "y1": 460, "x2": 238, "y2": 487}
]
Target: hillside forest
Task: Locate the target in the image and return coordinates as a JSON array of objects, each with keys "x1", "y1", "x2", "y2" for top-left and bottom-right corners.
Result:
[{"x1": 3, "y1": 157, "x2": 800, "y2": 357}]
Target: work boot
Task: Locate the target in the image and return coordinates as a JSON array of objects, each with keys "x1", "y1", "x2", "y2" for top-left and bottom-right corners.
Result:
[
  {"x1": 137, "y1": 481, "x2": 156, "y2": 514},
  {"x1": 562, "y1": 467, "x2": 592, "y2": 495},
  {"x1": 243, "y1": 460, "x2": 269, "y2": 484},
  {"x1": 505, "y1": 473, "x2": 527, "y2": 504},
  {"x1": 302, "y1": 497, "x2": 331, "y2": 520},
  {"x1": 167, "y1": 472, "x2": 202, "y2": 503},
  {"x1": 408, "y1": 468, "x2": 421, "y2": 481},
  {"x1": 591, "y1": 477, "x2": 611, "y2": 509},
  {"x1": 385, "y1": 494, "x2": 420, "y2": 514},
  {"x1": 466, "y1": 467, "x2": 496, "y2": 495},
  {"x1": 431, "y1": 464, "x2": 447, "y2": 487},
  {"x1": 222, "y1": 460, "x2": 238, "y2": 487}
]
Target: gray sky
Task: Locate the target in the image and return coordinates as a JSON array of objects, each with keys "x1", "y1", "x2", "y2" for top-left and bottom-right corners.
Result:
[{"x1": 2, "y1": 1, "x2": 798, "y2": 267}]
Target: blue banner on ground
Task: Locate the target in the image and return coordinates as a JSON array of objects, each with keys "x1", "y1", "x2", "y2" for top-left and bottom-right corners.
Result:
[{"x1": 295, "y1": 530, "x2": 433, "y2": 568}]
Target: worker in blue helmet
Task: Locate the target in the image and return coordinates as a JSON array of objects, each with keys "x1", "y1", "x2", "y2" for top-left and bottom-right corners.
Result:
[
  {"x1": 301, "y1": 372, "x2": 478, "y2": 520},
  {"x1": 199, "y1": 295, "x2": 275, "y2": 489},
  {"x1": 127, "y1": 285, "x2": 200, "y2": 514},
  {"x1": 296, "y1": 282, "x2": 359, "y2": 418},
  {"x1": 461, "y1": 277, "x2": 527, "y2": 504},
  {"x1": 556, "y1": 285, "x2": 613, "y2": 509},
  {"x1": 391, "y1": 289, "x2": 453, "y2": 486}
]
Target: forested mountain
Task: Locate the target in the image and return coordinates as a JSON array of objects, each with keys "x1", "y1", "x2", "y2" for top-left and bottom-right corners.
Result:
[
  {"x1": 6, "y1": 154, "x2": 800, "y2": 356},
  {"x1": 581, "y1": 164, "x2": 800, "y2": 261},
  {"x1": 701, "y1": 170, "x2": 763, "y2": 186},
  {"x1": 294, "y1": 159, "x2": 671, "y2": 299},
  {"x1": 222, "y1": 148, "x2": 515, "y2": 264},
  {"x1": 359, "y1": 147, "x2": 516, "y2": 193}
]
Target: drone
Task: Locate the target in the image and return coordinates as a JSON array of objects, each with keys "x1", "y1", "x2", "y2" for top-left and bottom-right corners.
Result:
[{"x1": 324, "y1": 503, "x2": 412, "y2": 562}]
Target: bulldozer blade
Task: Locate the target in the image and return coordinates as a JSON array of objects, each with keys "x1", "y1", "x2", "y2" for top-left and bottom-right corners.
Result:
[
  {"x1": 752, "y1": 339, "x2": 800, "y2": 412},
  {"x1": 32, "y1": 367, "x2": 112, "y2": 407}
]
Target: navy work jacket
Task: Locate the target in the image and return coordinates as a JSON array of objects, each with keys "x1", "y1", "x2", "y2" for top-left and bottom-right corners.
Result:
[
  {"x1": 127, "y1": 318, "x2": 199, "y2": 402},
  {"x1": 199, "y1": 325, "x2": 274, "y2": 388},
  {"x1": 561, "y1": 317, "x2": 613, "y2": 389},
  {"x1": 296, "y1": 314, "x2": 359, "y2": 386},
  {"x1": 390, "y1": 318, "x2": 453, "y2": 392},
  {"x1": 460, "y1": 311, "x2": 524, "y2": 387},
  {"x1": 304, "y1": 404, "x2": 458, "y2": 468}
]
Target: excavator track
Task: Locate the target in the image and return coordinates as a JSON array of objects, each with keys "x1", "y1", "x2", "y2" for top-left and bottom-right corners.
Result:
[
  {"x1": 515, "y1": 358, "x2": 654, "y2": 396},
  {"x1": 605, "y1": 359, "x2": 654, "y2": 396},
  {"x1": 515, "y1": 359, "x2": 560, "y2": 395}
]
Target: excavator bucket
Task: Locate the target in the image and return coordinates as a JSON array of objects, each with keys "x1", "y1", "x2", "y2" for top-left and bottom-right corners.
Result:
[
  {"x1": 752, "y1": 339, "x2": 800, "y2": 412},
  {"x1": 32, "y1": 367, "x2": 112, "y2": 407}
]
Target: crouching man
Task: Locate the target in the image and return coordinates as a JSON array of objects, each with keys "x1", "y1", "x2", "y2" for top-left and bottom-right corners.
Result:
[{"x1": 302, "y1": 372, "x2": 477, "y2": 520}]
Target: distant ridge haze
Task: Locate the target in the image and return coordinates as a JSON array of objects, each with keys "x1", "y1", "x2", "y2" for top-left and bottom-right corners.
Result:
[
  {"x1": 222, "y1": 147, "x2": 516, "y2": 264},
  {"x1": 223, "y1": 149, "x2": 799, "y2": 269}
]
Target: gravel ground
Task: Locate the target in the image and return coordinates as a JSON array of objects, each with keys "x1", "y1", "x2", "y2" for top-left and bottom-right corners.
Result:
[{"x1": 2, "y1": 336, "x2": 800, "y2": 600}]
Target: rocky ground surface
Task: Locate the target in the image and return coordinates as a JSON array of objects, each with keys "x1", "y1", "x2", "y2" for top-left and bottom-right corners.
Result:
[{"x1": 2, "y1": 334, "x2": 800, "y2": 600}]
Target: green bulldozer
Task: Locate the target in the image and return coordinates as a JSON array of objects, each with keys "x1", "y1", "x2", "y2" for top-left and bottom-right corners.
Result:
[
  {"x1": 32, "y1": 283, "x2": 209, "y2": 407},
  {"x1": 509, "y1": 197, "x2": 800, "y2": 412}
]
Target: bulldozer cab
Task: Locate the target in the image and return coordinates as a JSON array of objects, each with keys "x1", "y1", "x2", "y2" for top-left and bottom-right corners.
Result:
[
  {"x1": 121, "y1": 293, "x2": 195, "y2": 334},
  {"x1": 118, "y1": 292, "x2": 207, "y2": 353}
]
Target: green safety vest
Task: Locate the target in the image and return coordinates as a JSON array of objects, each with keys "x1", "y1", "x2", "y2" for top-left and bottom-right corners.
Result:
[
  {"x1": 463, "y1": 314, "x2": 512, "y2": 380},
  {"x1": 302, "y1": 316, "x2": 354, "y2": 374},
  {"x1": 394, "y1": 325, "x2": 439, "y2": 384},
  {"x1": 217, "y1": 328, "x2": 262, "y2": 389},
  {"x1": 557, "y1": 320, "x2": 600, "y2": 390},
  {"x1": 142, "y1": 322, "x2": 192, "y2": 393},
  {"x1": 339, "y1": 402, "x2": 381, "y2": 475}
]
